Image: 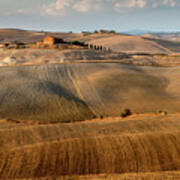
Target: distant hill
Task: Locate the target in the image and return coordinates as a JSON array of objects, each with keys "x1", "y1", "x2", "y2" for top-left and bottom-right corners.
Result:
[
  {"x1": 86, "y1": 34, "x2": 172, "y2": 54},
  {"x1": 0, "y1": 28, "x2": 81, "y2": 43},
  {"x1": 123, "y1": 29, "x2": 153, "y2": 35},
  {"x1": 143, "y1": 37, "x2": 180, "y2": 52},
  {"x1": 1, "y1": 28, "x2": 180, "y2": 54},
  {"x1": 142, "y1": 32, "x2": 180, "y2": 42}
]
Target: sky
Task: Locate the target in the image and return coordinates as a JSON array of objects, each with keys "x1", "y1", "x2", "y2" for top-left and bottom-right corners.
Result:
[{"x1": 0, "y1": 0, "x2": 180, "y2": 32}]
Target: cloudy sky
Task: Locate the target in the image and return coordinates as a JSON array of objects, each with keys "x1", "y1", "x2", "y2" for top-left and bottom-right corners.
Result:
[{"x1": 0, "y1": 0, "x2": 179, "y2": 32}]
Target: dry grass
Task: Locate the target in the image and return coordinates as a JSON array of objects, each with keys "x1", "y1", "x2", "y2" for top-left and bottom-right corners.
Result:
[
  {"x1": 146, "y1": 38, "x2": 180, "y2": 53},
  {"x1": 1, "y1": 29, "x2": 180, "y2": 179},
  {"x1": 1, "y1": 29, "x2": 180, "y2": 55},
  {"x1": 15, "y1": 171, "x2": 180, "y2": 179},
  {"x1": 0, "y1": 48, "x2": 128, "y2": 67},
  {"x1": 0, "y1": 29, "x2": 81, "y2": 44},
  {"x1": 0, "y1": 63, "x2": 179, "y2": 123},
  {"x1": 0, "y1": 115, "x2": 180, "y2": 178},
  {"x1": 87, "y1": 34, "x2": 171, "y2": 54}
]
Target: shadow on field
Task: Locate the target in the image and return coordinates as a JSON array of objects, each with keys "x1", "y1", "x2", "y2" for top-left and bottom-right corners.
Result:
[
  {"x1": 0, "y1": 63, "x2": 179, "y2": 122},
  {"x1": 94, "y1": 64, "x2": 175, "y2": 114}
]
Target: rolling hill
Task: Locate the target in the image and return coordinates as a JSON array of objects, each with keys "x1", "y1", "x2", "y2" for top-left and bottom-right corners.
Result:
[
  {"x1": 1, "y1": 114, "x2": 180, "y2": 178},
  {"x1": 87, "y1": 34, "x2": 175, "y2": 54},
  {"x1": 2, "y1": 29, "x2": 180, "y2": 54},
  {"x1": 0, "y1": 28, "x2": 81, "y2": 44},
  {"x1": 142, "y1": 32, "x2": 180, "y2": 42},
  {"x1": 1, "y1": 28, "x2": 180, "y2": 179},
  {"x1": 0, "y1": 63, "x2": 179, "y2": 123}
]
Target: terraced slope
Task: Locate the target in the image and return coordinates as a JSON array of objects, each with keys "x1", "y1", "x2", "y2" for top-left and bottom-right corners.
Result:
[
  {"x1": 1, "y1": 114, "x2": 180, "y2": 178},
  {"x1": 0, "y1": 63, "x2": 179, "y2": 122}
]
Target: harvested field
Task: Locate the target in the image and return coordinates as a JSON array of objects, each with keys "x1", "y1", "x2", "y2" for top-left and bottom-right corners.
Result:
[
  {"x1": 146, "y1": 38, "x2": 180, "y2": 53},
  {"x1": 0, "y1": 63, "x2": 179, "y2": 122},
  {"x1": 1, "y1": 28, "x2": 180, "y2": 179},
  {"x1": 0, "y1": 114, "x2": 180, "y2": 178},
  {"x1": 15, "y1": 171, "x2": 180, "y2": 179},
  {"x1": 87, "y1": 34, "x2": 172, "y2": 54},
  {"x1": 1, "y1": 48, "x2": 180, "y2": 67},
  {"x1": 2, "y1": 29, "x2": 180, "y2": 55},
  {"x1": 0, "y1": 49, "x2": 128, "y2": 66}
]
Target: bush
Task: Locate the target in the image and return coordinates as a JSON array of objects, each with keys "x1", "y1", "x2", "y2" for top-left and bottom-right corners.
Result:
[
  {"x1": 158, "y1": 110, "x2": 167, "y2": 116},
  {"x1": 71, "y1": 41, "x2": 86, "y2": 47},
  {"x1": 109, "y1": 30, "x2": 116, "y2": 34},
  {"x1": 121, "y1": 109, "x2": 132, "y2": 118}
]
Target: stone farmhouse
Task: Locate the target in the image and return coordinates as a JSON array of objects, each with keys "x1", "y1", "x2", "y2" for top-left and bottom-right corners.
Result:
[{"x1": 43, "y1": 36, "x2": 64, "y2": 46}]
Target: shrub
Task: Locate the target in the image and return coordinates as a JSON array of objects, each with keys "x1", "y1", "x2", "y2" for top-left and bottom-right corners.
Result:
[
  {"x1": 121, "y1": 108, "x2": 132, "y2": 118},
  {"x1": 158, "y1": 110, "x2": 167, "y2": 116},
  {"x1": 109, "y1": 30, "x2": 116, "y2": 34},
  {"x1": 71, "y1": 41, "x2": 86, "y2": 47}
]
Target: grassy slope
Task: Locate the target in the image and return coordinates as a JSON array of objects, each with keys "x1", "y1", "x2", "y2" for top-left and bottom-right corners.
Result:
[
  {"x1": 0, "y1": 63, "x2": 179, "y2": 122},
  {"x1": 0, "y1": 114, "x2": 180, "y2": 178},
  {"x1": 86, "y1": 34, "x2": 171, "y2": 54}
]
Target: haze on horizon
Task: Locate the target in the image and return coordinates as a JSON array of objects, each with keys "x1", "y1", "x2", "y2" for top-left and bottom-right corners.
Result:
[{"x1": 0, "y1": 0, "x2": 180, "y2": 32}]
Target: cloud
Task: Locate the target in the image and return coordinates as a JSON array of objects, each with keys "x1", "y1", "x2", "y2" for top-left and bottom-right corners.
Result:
[
  {"x1": 73, "y1": 0, "x2": 91, "y2": 13},
  {"x1": 43, "y1": 0, "x2": 180, "y2": 16},
  {"x1": 114, "y1": 0, "x2": 180, "y2": 9},
  {"x1": 43, "y1": 0, "x2": 106, "y2": 16},
  {"x1": 163, "y1": 0, "x2": 177, "y2": 7},
  {"x1": 73, "y1": 0, "x2": 102, "y2": 13},
  {"x1": 43, "y1": 0, "x2": 73, "y2": 16},
  {"x1": 115, "y1": 0, "x2": 146, "y2": 9},
  {"x1": 17, "y1": 9, "x2": 35, "y2": 15}
]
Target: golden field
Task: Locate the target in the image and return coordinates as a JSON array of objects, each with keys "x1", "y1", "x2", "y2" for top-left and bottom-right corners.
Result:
[
  {"x1": 0, "y1": 29, "x2": 180, "y2": 179},
  {"x1": 0, "y1": 114, "x2": 180, "y2": 178},
  {"x1": 0, "y1": 63, "x2": 179, "y2": 123}
]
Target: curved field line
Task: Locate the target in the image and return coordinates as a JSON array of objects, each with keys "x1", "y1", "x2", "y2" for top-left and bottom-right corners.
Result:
[{"x1": 66, "y1": 65, "x2": 97, "y2": 116}]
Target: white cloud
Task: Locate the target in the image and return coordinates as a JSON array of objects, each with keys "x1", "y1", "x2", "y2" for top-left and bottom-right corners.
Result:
[
  {"x1": 158, "y1": 0, "x2": 179, "y2": 7},
  {"x1": 151, "y1": 0, "x2": 178, "y2": 8},
  {"x1": 166, "y1": 0, "x2": 177, "y2": 7},
  {"x1": 43, "y1": 0, "x2": 105, "y2": 16},
  {"x1": 43, "y1": 0, "x2": 73, "y2": 16},
  {"x1": 43, "y1": 0, "x2": 180, "y2": 16},
  {"x1": 115, "y1": 0, "x2": 146, "y2": 9},
  {"x1": 136, "y1": 0, "x2": 147, "y2": 8},
  {"x1": 73, "y1": 0, "x2": 91, "y2": 12},
  {"x1": 73, "y1": 0, "x2": 102, "y2": 13},
  {"x1": 116, "y1": 0, "x2": 180, "y2": 10}
]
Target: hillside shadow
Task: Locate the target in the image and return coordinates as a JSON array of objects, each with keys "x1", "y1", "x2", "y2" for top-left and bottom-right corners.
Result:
[
  {"x1": 34, "y1": 80, "x2": 91, "y2": 108},
  {"x1": 96, "y1": 64, "x2": 173, "y2": 104}
]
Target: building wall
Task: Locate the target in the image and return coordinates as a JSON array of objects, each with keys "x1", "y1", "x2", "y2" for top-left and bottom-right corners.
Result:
[
  {"x1": 44, "y1": 37, "x2": 55, "y2": 45},
  {"x1": 43, "y1": 36, "x2": 64, "y2": 45}
]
